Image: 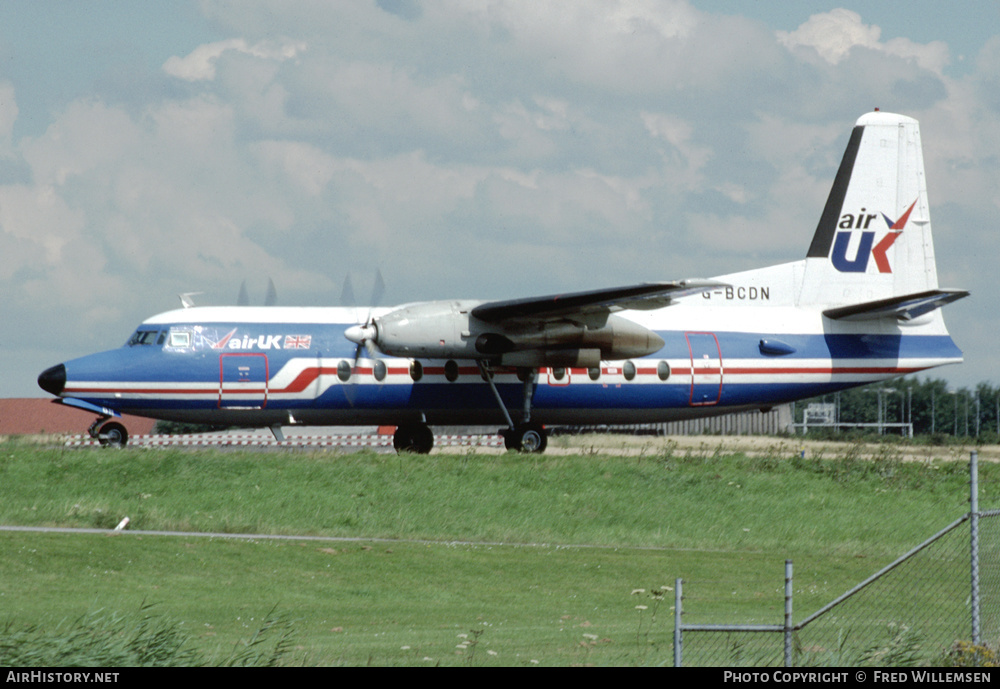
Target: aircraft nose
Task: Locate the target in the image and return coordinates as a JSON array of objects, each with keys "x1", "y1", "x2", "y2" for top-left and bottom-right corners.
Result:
[{"x1": 38, "y1": 364, "x2": 66, "y2": 396}]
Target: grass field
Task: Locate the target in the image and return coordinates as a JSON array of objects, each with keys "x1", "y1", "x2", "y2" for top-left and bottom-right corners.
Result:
[{"x1": 0, "y1": 436, "x2": 992, "y2": 666}]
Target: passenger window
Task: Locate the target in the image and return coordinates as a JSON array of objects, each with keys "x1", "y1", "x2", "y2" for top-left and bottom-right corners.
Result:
[
  {"x1": 657, "y1": 361, "x2": 671, "y2": 381},
  {"x1": 337, "y1": 360, "x2": 352, "y2": 382},
  {"x1": 410, "y1": 360, "x2": 423, "y2": 382},
  {"x1": 623, "y1": 361, "x2": 636, "y2": 381},
  {"x1": 169, "y1": 331, "x2": 191, "y2": 348}
]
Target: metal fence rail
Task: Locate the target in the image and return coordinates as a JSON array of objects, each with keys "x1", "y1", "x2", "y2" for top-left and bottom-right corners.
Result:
[{"x1": 63, "y1": 432, "x2": 506, "y2": 449}]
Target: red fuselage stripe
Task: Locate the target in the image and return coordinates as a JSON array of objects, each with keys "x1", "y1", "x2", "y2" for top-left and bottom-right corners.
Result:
[{"x1": 62, "y1": 364, "x2": 927, "y2": 397}]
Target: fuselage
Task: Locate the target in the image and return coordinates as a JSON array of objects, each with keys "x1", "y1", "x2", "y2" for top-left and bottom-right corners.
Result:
[{"x1": 38, "y1": 290, "x2": 963, "y2": 430}]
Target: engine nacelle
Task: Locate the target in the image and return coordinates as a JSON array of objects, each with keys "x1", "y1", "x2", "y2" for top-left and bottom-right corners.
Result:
[
  {"x1": 364, "y1": 299, "x2": 665, "y2": 362},
  {"x1": 371, "y1": 300, "x2": 481, "y2": 359}
]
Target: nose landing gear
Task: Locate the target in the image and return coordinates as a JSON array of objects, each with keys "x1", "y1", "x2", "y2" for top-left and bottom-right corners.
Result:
[{"x1": 88, "y1": 417, "x2": 129, "y2": 448}]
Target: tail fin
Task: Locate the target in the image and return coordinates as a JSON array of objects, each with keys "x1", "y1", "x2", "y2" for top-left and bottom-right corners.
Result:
[{"x1": 799, "y1": 111, "x2": 946, "y2": 308}]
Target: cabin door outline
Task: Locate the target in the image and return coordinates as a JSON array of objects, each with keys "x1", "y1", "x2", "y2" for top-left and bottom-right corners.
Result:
[
  {"x1": 219, "y1": 353, "x2": 269, "y2": 408},
  {"x1": 685, "y1": 332, "x2": 723, "y2": 406}
]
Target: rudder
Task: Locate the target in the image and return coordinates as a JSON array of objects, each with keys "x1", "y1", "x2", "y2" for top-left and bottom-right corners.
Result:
[{"x1": 798, "y1": 111, "x2": 938, "y2": 307}]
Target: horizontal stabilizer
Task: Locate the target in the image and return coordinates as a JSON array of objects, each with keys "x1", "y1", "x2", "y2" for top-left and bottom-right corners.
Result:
[{"x1": 823, "y1": 289, "x2": 969, "y2": 322}]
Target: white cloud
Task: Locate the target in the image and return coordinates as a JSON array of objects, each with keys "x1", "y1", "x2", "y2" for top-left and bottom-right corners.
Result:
[
  {"x1": 0, "y1": 184, "x2": 84, "y2": 269},
  {"x1": 777, "y1": 9, "x2": 950, "y2": 74},
  {"x1": 640, "y1": 112, "x2": 712, "y2": 189},
  {"x1": 476, "y1": 0, "x2": 699, "y2": 45},
  {"x1": 5, "y1": 94, "x2": 330, "y2": 316},
  {"x1": 20, "y1": 101, "x2": 140, "y2": 186},
  {"x1": 492, "y1": 98, "x2": 574, "y2": 161},
  {"x1": 163, "y1": 38, "x2": 306, "y2": 81},
  {"x1": 252, "y1": 140, "x2": 337, "y2": 197},
  {"x1": 418, "y1": 0, "x2": 736, "y2": 95}
]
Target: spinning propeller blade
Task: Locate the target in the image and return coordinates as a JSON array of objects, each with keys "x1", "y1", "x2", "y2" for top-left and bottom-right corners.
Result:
[
  {"x1": 341, "y1": 270, "x2": 386, "y2": 367},
  {"x1": 237, "y1": 278, "x2": 278, "y2": 306},
  {"x1": 237, "y1": 281, "x2": 250, "y2": 306}
]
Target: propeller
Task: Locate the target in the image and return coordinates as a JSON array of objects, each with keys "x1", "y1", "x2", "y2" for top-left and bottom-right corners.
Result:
[
  {"x1": 342, "y1": 270, "x2": 385, "y2": 367},
  {"x1": 340, "y1": 270, "x2": 387, "y2": 404}
]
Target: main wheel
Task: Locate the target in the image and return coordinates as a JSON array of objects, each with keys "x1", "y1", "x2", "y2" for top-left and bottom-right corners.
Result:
[
  {"x1": 98, "y1": 422, "x2": 129, "y2": 448},
  {"x1": 393, "y1": 423, "x2": 434, "y2": 454},
  {"x1": 504, "y1": 423, "x2": 548, "y2": 453}
]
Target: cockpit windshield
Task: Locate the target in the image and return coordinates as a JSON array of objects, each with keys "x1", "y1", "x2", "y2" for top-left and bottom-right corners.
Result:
[
  {"x1": 127, "y1": 327, "x2": 196, "y2": 348},
  {"x1": 127, "y1": 329, "x2": 161, "y2": 346}
]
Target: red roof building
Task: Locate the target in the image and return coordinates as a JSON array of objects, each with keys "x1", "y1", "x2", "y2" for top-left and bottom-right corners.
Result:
[{"x1": 0, "y1": 399, "x2": 155, "y2": 437}]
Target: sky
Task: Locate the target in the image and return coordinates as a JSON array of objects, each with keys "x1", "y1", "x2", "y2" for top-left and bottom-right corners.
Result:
[{"x1": 1, "y1": 0, "x2": 998, "y2": 397}]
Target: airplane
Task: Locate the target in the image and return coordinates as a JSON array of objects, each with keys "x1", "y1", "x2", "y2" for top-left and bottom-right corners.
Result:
[{"x1": 37, "y1": 110, "x2": 967, "y2": 452}]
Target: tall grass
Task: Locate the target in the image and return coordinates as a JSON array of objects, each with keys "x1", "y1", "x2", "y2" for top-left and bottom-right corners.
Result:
[
  {"x1": 0, "y1": 603, "x2": 301, "y2": 666},
  {"x1": 0, "y1": 530, "x2": 810, "y2": 666}
]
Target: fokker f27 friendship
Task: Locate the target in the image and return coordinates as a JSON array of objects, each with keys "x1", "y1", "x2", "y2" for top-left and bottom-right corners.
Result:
[{"x1": 38, "y1": 111, "x2": 967, "y2": 452}]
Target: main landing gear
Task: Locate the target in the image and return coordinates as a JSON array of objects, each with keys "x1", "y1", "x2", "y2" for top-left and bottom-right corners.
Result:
[
  {"x1": 503, "y1": 421, "x2": 548, "y2": 453},
  {"x1": 393, "y1": 422, "x2": 435, "y2": 454},
  {"x1": 391, "y1": 363, "x2": 548, "y2": 455},
  {"x1": 478, "y1": 361, "x2": 548, "y2": 454},
  {"x1": 88, "y1": 417, "x2": 129, "y2": 448}
]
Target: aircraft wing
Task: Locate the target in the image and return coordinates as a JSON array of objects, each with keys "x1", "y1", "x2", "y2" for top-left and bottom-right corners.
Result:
[
  {"x1": 470, "y1": 280, "x2": 725, "y2": 324},
  {"x1": 823, "y1": 289, "x2": 969, "y2": 322}
]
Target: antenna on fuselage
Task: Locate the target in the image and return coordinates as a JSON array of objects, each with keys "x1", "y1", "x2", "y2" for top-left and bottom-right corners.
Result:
[{"x1": 179, "y1": 292, "x2": 202, "y2": 308}]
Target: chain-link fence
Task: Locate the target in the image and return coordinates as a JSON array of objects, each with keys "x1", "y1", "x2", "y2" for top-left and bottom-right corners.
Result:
[{"x1": 675, "y1": 452, "x2": 998, "y2": 667}]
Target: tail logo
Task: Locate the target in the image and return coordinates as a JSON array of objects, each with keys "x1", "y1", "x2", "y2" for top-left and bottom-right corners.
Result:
[{"x1": 830, "y1": 199, "x2": 917, "y2": 273}]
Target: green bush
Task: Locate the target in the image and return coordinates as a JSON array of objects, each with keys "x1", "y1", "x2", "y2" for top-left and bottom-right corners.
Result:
[{"x1": 943, "y1": 640, "x2": 1000, "y2": 667}]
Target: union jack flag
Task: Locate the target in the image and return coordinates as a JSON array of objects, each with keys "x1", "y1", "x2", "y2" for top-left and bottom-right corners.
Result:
[{"x1": 283, "y1": 335, "x2": 312, "y2": 349}]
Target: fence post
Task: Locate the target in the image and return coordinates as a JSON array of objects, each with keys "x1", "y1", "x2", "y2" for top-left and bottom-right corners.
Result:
[
  {"x1": 971, "y1": 450, "x2": 980, "y2": 645},
  {"x1": 674, "y1": 578, "x2": 683, "y2": 667},
  {"x1": 785, "y1": 560, "x2": 793, "y2": 666}
]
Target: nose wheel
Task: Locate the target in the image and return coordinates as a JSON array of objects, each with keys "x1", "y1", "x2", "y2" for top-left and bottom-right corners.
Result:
[{"x1": 89, "y1": 419, "x2": 129, "y2": 448}]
